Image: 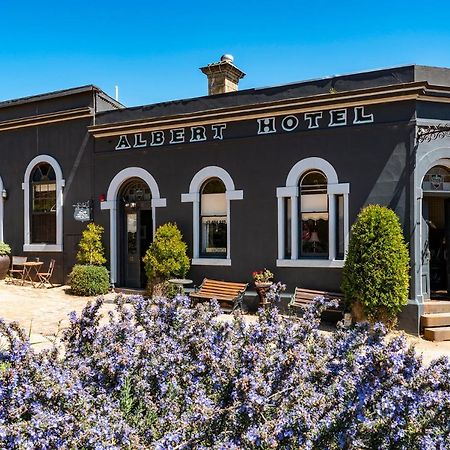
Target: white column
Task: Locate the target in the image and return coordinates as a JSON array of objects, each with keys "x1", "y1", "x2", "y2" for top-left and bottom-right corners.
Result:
[
  {"x1": 277, "y1": 197, "x2": 284, "y2": 259},
  {"x1": 226, "y1": 199, "x2": 231, "y2": 259},
  {"x1": 328, "y1": 194, "x2": 336, "y2": 260},
  {"x1": 291, "y1": 195, "x2": 298, "y2": 259},
  {"x1": 192, "y1": 199, "x2": 200, "y2": 259},
  {"x1": 109, "y1": 206, "x2": 117, "y2": 285},
  {"x1": 343, "y1": 193, "x2": 349, "y2": 254}
]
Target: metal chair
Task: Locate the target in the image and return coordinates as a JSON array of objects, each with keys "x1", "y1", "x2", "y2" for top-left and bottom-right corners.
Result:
[
  {"x1": 7, "y1": 256, "x2": 28, "y2": 284},
  {"x1": 36, "y1": 259, "x2": 56, "y2": 288}
]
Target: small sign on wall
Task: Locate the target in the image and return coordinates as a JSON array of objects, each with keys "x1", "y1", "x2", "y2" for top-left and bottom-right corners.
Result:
[{"x1": 73, "y1": 201, "x2": 92, "y2": 222}]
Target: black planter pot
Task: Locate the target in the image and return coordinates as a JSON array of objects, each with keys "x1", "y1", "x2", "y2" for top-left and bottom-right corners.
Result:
[{"x1": 0, "y1": 255, "x2": 10, "y2": 280}]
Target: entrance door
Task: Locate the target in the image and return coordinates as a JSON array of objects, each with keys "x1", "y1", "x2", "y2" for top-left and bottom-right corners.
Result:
[
  {"x1": 446, "y1": 199, "x2": 450, "y2": 296},
  {"x1": 120, "y1": 179, "x2": 152, "y2": 288}
]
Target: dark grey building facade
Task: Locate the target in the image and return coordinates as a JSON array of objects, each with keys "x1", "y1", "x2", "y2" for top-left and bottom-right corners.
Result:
[{"x1": 2, "y1": 59, "x2": 450, "y2": 334}]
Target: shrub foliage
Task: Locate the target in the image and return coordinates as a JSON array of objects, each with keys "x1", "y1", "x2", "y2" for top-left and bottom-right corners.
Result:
[
  {"x1": 143, "y1": 222, "x2": 190, "y2": 291},
  {"x1": 0, "y1": 296, "x2": 449, "y2": 449},
  {"x1": 68, "y1": 264, "x2": 110, "y2": 296},
  {"x1": 342, "y1": 204, "x2": 409, "y2": 327},
  {"x1": 76, "y1": 222, "x2": 107, "y2": 266},
  {"x1": 69, "y1": 223, "x2": 109, "y2": 296}
]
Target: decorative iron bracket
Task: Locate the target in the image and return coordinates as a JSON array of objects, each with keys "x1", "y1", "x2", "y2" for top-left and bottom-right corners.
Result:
[{"x1": 417, "y1": 124, "x2": 450, "y2": 143}]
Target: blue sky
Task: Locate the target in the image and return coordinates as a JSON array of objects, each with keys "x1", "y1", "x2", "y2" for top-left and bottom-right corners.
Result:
[{"x1": 1, "y1": 0, "x2": 450, "y2": 106}]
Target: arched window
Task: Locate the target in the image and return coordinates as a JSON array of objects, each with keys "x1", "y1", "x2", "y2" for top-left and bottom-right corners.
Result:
[
  {"x1": 23, "y1": 155, "x2": 65, "y2": 252},
  {"x1": 181, "y1": 166, "x2": 243, "y2": 266},
  {"x1": 276, "y1": 157, "x2": 349, "y2": 267},
  {"x1": 200, "y1": 178, "x2": 227, "y2": 257},
  {"x1": 299, "y1": 170, "x2": 329, "y2": 257},
  {"x1": 30, "y1": 163, "x2": 57, "y2": 244}
]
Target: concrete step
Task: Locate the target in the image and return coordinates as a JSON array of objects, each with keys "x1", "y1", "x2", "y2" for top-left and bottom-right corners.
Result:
[
  {"x1": 423, "y1": 301, "x2": 450, "y2": 314},
  {"x1": 424, "y1": 326, "x2": 450, "y2": 342},
  {"x1": 421, "y1": 313, "x2": 450, "y2": 328}
]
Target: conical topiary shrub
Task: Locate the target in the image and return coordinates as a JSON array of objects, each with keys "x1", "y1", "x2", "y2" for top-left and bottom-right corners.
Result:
[{"x1": 341, "y1": 205, "x2": 409, "y2": 328}]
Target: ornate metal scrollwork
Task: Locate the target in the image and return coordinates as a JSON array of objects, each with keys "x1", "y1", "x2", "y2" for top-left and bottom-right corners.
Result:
[{"x1": 417, "y1": 124, "x2": 450, "y2": 143}]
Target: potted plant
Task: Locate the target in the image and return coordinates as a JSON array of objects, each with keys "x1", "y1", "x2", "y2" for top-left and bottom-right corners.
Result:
[
  {"x1": 252, "y1": 268, "x2": 274, "y2": 306},
  {"x1": 252, "y1": 268, "x2": 274, "y2": 288},
  {"x1": 0, "y1": 242, "x2": 11, "y2": 280}
]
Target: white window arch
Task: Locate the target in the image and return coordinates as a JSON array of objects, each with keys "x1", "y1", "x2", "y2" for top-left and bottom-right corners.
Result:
[
  {"x1": 276, "y1": 157, "x2": 349, "y2": 267},
  {"x1": 181, "y1": 166, "x2": 243, "y2": 266},
  {"x1": 101, "y1": 167, "x2": 167, "y2": 285},
  {"x1": 22, "y1": 155, "x2": 65, "y2": 252}
]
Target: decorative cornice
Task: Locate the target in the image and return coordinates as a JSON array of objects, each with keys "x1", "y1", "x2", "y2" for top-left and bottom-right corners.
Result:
[
  {"x1": 0, "y1": 107, "x2": 92, "y2": 132},
  {"x1": 90, "y1": 83, "x2": 428, "y2": 138}
]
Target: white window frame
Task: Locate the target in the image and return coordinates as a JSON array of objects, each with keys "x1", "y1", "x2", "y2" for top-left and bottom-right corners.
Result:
[
  {"x1": 276, "y1": 157, "x2": 349, "y2": 268},
  {"x1": 101, "y1": 167, "x2": 167, "y2": 286},
  {"x1": 22, "y1": 155, "x2": 65, "y2": 252},
  {"x1": 181, "y1": 166, "x2": 243, "y2": 266}
]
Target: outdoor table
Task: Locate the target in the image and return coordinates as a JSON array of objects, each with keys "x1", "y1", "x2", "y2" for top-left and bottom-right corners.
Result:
[
  {"x1": 18, "y1": 261, "x2": 43, "y2": 287},
  {"x1": 168, "y1": 278, "x2": 193, "y2": 295}
]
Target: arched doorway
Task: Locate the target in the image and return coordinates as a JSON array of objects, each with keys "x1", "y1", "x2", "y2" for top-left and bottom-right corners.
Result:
[
  {"x1": 422, "y1": 165, "x2": 450, "y2": 297},
  {"x1": 118, "y1": 178, "x2": 153, "y2": 288}
]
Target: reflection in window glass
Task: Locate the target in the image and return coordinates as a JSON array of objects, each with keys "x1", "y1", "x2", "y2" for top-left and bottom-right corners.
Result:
[
  {"x1": 200, "y1": 178, "x2": 227, "y2": 257},
  {"x1": 300, "y1": 171, "x2": 328, "y2": 257}
]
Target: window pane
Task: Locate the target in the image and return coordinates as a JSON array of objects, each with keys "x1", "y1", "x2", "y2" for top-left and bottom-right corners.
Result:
[
  {"x1": 285, "y1": 197, "x2": 291, "y2": 258},
  {"x1": 201, "y1": 193, "x2": 226, "y2": 215},
  {"x1": 336, "y1": 195, "x2": 344, "y2": 259},
  {"x1": 201, "y1": 216, "x2": 227, "y2": 255},
  {"x1": 300, "y1": 170, "x2": 329, "y2": 258},
  {"x1": 31, "y1": 163, "x2": 57, "y2": 244},
  {"x1": 301, "y1": 216, "x2": 329, "y2": 256}
]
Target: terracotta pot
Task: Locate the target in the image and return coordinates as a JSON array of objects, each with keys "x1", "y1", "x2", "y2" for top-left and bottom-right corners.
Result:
[
  {"x1": 254, "y1": 281, "x2": 272, "y2": 288},
  {"x1": 0, "y1": 255, "x2": 10, "y2": 280}
]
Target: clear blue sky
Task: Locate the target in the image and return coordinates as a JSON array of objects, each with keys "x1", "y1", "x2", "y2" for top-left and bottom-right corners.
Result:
[{"x1": 2, "y1": 0, "x2": 450, "y2": 107}]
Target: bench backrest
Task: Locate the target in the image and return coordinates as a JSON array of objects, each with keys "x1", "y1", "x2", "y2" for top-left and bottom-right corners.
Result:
[
  {"x1": 197, "y1": 278, "x2": 248, "y2": 300},
  {"x1": 291, "y1": 287, "x2": 344, "y2": 308}
]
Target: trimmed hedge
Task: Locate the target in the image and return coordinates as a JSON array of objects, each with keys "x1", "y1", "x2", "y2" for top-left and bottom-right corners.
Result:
[
  {"x1": 68, "y1": 264, "x2": 110, "y2": 296},
  {"x1": 342, "y1": 204, "x2": 409, "y2": 328}
]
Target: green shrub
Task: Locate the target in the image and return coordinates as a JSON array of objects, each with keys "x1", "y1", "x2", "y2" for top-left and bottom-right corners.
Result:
[
  {"x1": 0, "y1": 242, "x2": 11, "y2": 256},
  {"x1": 143, "y1": 223, "x2": 190, "y2": 294},
  {"x1": 341, "y1": 204, "x2": 409, "y2": 328},
  {"x1": 76, "y1": 223, "x2": 106, "y2": 266},
  {"x1": 68, "y1": 265, "x2": 110, "y2": 296}
]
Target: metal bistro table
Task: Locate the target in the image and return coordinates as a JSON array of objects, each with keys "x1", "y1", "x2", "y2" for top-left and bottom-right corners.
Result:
[
  {"x1": 19, "y1": 261, "x2": 44, "y2": 287},
  {"x1": 168, "y1": 278, "x2": 193, "y2": 295}
]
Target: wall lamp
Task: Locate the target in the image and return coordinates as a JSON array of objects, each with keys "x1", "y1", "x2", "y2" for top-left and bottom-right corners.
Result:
[{"x1": 2, "y1": 189, "x2": 7, "y2": 200}]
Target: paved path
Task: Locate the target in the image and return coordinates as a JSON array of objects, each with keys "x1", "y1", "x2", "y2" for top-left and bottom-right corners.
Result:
[{"x1": 0, "y1": 281, "x2": 449, "y2": 364}]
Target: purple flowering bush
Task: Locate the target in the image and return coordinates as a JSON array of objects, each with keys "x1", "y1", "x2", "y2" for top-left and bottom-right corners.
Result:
[{"x1": 1, "y1": 294, "x2": 449, "y2": 449}]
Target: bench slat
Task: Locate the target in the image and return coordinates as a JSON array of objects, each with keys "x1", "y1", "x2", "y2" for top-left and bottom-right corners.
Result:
[{"x1": 190, "y1": 278, "x2": 248, "y2": 310}]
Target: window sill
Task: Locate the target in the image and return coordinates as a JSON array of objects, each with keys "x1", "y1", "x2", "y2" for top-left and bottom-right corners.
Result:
[
  {"x1": 276, "y1": 259, "x2": 344, "y2": 268},
  {"x1": 192, "y1": 258, "x2": 231, "y2": 266},
  {"x1": 23, "y1": 244, "x2": 62, "y2": 252}
]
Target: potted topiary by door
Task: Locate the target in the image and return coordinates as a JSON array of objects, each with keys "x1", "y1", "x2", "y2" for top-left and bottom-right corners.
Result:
[
  {"x1": 0, "y1": 242, "x2": 11, "y2": 280},
  {"x1": 68, "y1": 223, "x2": 110, "y2": 296},
  {"x1": 341, "y1": 205, "x2": 409, "y2": 329},
  {"x1": 143, "y1": 223, "x2": 190, "y2": 297}
]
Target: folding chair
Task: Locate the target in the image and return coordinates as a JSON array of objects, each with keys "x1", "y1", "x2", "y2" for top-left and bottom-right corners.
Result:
[
  {"x1": 37, "y1": 259, "x2": 56, "y2": 288},
  {"x1": 7, "y1": 256, "x2": 28, "y2": 285}
]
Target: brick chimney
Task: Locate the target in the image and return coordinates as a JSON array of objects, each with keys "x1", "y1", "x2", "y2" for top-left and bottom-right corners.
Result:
[{"x1": 200, "y1": 54, "x2": 245, "y2": 95}]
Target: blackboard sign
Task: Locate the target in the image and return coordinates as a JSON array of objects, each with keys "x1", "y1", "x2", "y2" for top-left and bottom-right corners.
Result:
[{"x1": 73, "y1": 201, "x2": 92, "y2": 222}]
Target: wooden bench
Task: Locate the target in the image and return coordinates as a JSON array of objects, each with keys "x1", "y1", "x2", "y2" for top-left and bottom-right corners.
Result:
[
  {"x1": 190, "y1": 278, "x2": 248, "y2": 312},
  {"x1": 289, "y1": 287, "x2": 345, "y2": 321}
]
